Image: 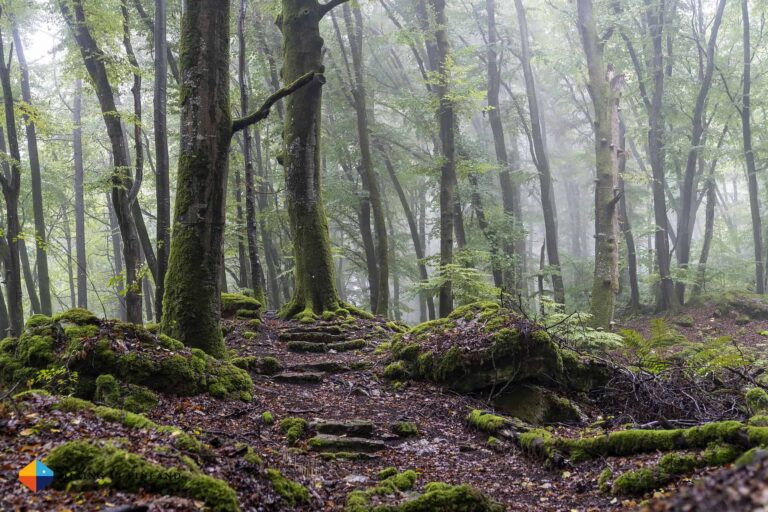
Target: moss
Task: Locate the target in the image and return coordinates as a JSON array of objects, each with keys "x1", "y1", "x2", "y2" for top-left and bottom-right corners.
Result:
[
  {"x1": 659, "y1": 453, "x2": 698, "y2": 475},
  {"x1": 386, "y1": 321, "x2": 408, "y2": 333},
  {"x1": 158, "y1": 334, "x2": 185, "y2": 351},
  {"x1": 392, "y1": 421, "x2": 419, "y2": 437},
  {"x1": 448, "y1": 301, "x2": 500, "y2": 321},
  {"x1": 611, "y1": 468, "x2": 669, "y2": 496},
  {"x1": 262, "y1": 411, "x2": 275, "y2": 424},
  {"x1": 12, "y1": 389, "x2": 51, "y2": 400},
  {"x1": 749, "y1": 414, "x2": 768, "y2": 426},
  {"x1": 95, "y1": 374, "x2": 120, "y2": 405},
  {"x1": 380, "y1": 469, "x2": 417, "y2": 492},
  {"x1": 392, "y1": 342, "x2": 421, "y2": 362},
  {"x1": 682, "y1": 421, "x2": 743, "y2": 447},
  {"x1": 377, "y1": 467, "x2": 398, "y2": 480},
  {"x1": 266, "y1": 468, "x2": 309, "y2": 506},
  {"x1": 735, "y1": 447, "x2": 768, "y2": 467},
  {"x1": 248, "y1": 318, "x2": 262, "y2": 329},
  {"x1": 597, "y1": 468, "x2": 612, "y2": 493},
  {"x1": 701, "y1": 443, "x2": 741, "y2": 466},
  {"x1": 243, "y1": 331, "x2": 257, "y2": 340},
  {"x1": 64, "y1": 325, "x2": 99, "y2": 343},
  {"x1": 260, "y1": 356, "x2": 281, "y2": 375},
  {"x1": 329, "y1": 339, "x2": 366, "y2": 351},
  {"x1": 221, "y1": 293, "x2": 261, "y2": 316},
  {"x1": 467, "y1": 410, "x2": 505, "y2": 433},
  {"x1": 25, "y1": 314, "x2": 54, "y2": 329},
  {"x1": 122, "y1": 385, "x2": 159, "y2": 413},
  {"x1": 395, "y1": 482, "x2": 503, "y2": 512},
  {"x1": 53, "y1": 308, "x2": 100, "y2": 325},
  {"x1": 672, "y1": 315, "x2": 695, "y2": 328},
  {"x1": 45, "y1": 441, "x2": 239, "y2": 511},
  {"x1": 0, "y1": 336, "x2": 17, "y2": 354},
  {"x1": 234, "y1": 444, "x2": 263, "y2": 466},
  {"x1": 383, "y1": 361, "x2": 409, "y2": 380},
  {"x1": 746, "y1": 387, "x2": 768, "y2": 414},
  {"x1": 16, "y1": 334, "x2": 55, "y2": 368},
  {"x1": 563, "y1": 429, "x2": 681, "y2": 462},
  {"x1": 94, "y1": 405, "x2": 155, "y2": 430},
  {"x1": 280, "y1": 417, "x2": 307, "y2": 446},
  {"x1": 287, "y1": 341, "x2": 327, "y2": 353}
]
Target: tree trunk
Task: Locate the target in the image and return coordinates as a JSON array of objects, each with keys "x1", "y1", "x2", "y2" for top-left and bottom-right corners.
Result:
[
  {"x1": 675, "y1": 0, "x2": 726, "y2": 303},
  {"x1": 514, "y1": 0, "x2": 564, "y2": 305},
  {"x1": 238, "y1": 0, "x2": 267, "y2": 304},
  {"x1": 741, "y1": 0, "x2": 765, "y2": 294},
  {"x1": 60, "y1": 0, "x2": 142, "y2": 324},
  {"x1": 254, "y1": 129, "x2": 280, "y2": 308},
  {"x1": 73, "y1": 79, "x2": 88, "y2": 309},
  {"x1": 234, "y1": 153, "x2": 249, "y2": 288},
  {"x1": 343, "y1": 3, "x2": 389, "y2": 315},
  {"x1": 578, "y1": 0, "x2": 621, "y2": 328},
  {"x1": 377, "y1": 141, "x2": 436, "y2": 320},
  {"x1": 62, "y1": 205, "x2": 76, "y2": 309},
  {"x1": 161, "y1": 0, "x2": 231, "y2": 356},
  {"x1": 0, "y1": 38, "x2": 24, "y2": 335},
  {"x1": 276, "y1": 0, "x2": 347, "y2": 318},
  {"x1": 618, "y1": 117, "x2": 640, "y2": 311},
  {"x1": 486, "y1": 0, "x2": 522, "y2": 295},
  {"x1": 108, "y1": 194, "x2": 127, "y2": 321},
  {"x1": 154, "y1": 0, "x2": 171, "y2": 319},
  {"x1": 19, "y1": 239, "x2": 41, "y2": 315},
  {"x1": 12, "y1": 25, "x2": 52, "y2": 316}
]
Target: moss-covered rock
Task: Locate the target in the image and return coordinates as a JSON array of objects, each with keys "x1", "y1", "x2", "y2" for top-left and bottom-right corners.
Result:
[
  {"x1": 221, "y1": 292, "x2": 261, "y2": 318},
  {"x1": 266, "y1": 468, "x2": 309, "y2": 506},
  {"x1": 46, "y1": 441, "x2": 238, "y2": 511},
  {"x1": 491, "y1": 385, "x2": 583, "y2": 424},
  {"x1": 746, "y1": 387, "x2": 768, "y2": 414},
  {"x1": 392, "y1": 421, "x2": 419, "y2": 437},
  {"x1": 611, "y1": 467, "x2": 669, "y2": 496},
  {"x1": 467, "y1": 410, "x2": 506, "y2": 433},
  {"x1": 388, "y1": 302, "x2": 563, "y2": 393}
]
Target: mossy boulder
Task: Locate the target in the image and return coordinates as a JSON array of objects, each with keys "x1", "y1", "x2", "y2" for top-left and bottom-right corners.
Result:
[
  {"x1": 45, "y1": 441, "x2": 239, "y2": 511},
  {"x1": 389, "y1": 302, "x2": 562, "y2": 393},
  {"x1": 491, "y1": 385, "x2": 584, "y2": 425},
  {"x1": 221, "y1": 292, "x2": 262, "y2": 319},
  {"x1": 712, "y1": 291, "x2": 768, "y2": 320}
]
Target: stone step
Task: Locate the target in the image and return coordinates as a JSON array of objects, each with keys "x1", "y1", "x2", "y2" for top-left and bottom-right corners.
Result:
[
  {"x1": 287, "y1": 361, "x2": 350, "y2": 374},
  {"x1": 310, "y1": 419, "x2": 374, "y2": 437},
  {"x1": 278, "y1": 331, "x2": 347, "y2": 343},
  {"x1": 272, "y1": 371, "x2": 325, "y2": 384},
  {"x1": 308, "y1": 434, "x2": 387, "y2": 453},
  {"x1": 286, "y1": 339, "x2": 366, "y2": 353},
  {"x1": 279, "y1": 324, "x2": 346, "y2": 335}
]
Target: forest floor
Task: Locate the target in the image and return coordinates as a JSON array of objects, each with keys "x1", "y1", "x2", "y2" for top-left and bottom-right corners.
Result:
[{"x1": 1, "y1": 305, "x2": 764, "y2": 511}]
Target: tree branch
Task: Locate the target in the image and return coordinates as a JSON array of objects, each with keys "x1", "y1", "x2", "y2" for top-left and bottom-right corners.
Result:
[
  {"x1": 319, "y1": 0, "x2": 350, "y2": 19},
  {"x1": 231, "y1": 72, "x2": 319, "y2": 135}
]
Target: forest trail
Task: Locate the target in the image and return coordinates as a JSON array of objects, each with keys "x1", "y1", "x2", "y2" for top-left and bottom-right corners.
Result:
[{"x1": 2, "y1": 306, "x2": 766, "y2": 511}]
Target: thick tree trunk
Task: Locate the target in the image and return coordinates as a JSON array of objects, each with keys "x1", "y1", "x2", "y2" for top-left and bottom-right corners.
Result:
[
  {"x1": 675, "y1": 0, "x2": 726, "y2": 303},
  {"x1": 73, "y1": 79, "x2": 88, "y2": 309},
  {"x1": 741, "y1": 0, "x2": 765, "y2": 294},
  {"x1": 0, "y1": 40, "x2": 24, "y2": 335},
  {"x1": 238, "y1": 0, "x2": 267, "y2": 304},
  {"x1": 60, "y1": 0, "x2": 142, "y2": 324},
  {"x1": 514, "y1": 0, "x2": 564, "y2": 305},
  {"x1": 277, "y1": 0, "x2": 346, "y2": 318},
  {"x1": 154, "y1": 0, "x2": 171, "y2": 319},
  {"x1": 343, "y1": 3, "x2": 389, "y2": 315},
  {"x1": 162, "y1": 0, "x2": 231, "y2": 356},
  {"x1": 12, "y1": 26, "x2": 51, "y2": 316}
]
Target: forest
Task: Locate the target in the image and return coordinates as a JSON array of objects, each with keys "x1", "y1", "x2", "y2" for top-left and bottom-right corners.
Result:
[{"x1": 3, "y1": 0, "x2": 768, "y2": 509}]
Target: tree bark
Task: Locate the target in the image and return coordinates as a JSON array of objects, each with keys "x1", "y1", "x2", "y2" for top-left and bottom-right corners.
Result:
[
  {"x1": 107, "y1": 194, "x2": 127, "y2": 321},
  {"x1": 73, "y1": 79, "x2": 88, "y2": 309},
  {"x1": 618, "y1": 117, "x2": 640, "y2": 311},
  {"x1": 60, "y1": 0, "x2": 143, "y2": 323},
  {"x1": 12, "y1": 25, "x2": 51, "y2": 316},
  {"x1": 514, "y1": 0, "x2": 564, "y2": 305}
]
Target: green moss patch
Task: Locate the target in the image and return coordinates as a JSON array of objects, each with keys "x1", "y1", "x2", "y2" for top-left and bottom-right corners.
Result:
[
  {"x1": 45, "y1": 441, "x2": 238, "y2": 511},
  {"x1": 280, "y1": 417, "x2": 307, "y2": 446},
  {"x1": 221, "y1": 292, "x2": 262, "y2": 319},
  {"x1": 266, "y1": 468, "x2": 309, "y2": 506}
]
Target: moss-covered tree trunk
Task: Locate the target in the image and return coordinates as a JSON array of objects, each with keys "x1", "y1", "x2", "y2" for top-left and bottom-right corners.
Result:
[
  {"x1": 161, "y1": 0, "x2": 231, "y2": 357},
  {"x1": 578, "y1": 0, "x2": 621, "y2": 328},
  {"x1": 277, "y1": 0, "x2": 348, "y2": 319}
]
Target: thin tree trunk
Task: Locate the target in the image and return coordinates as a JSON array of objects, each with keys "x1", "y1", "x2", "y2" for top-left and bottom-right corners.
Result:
[
  {"x1": 62, "y1": 205, "x2": 76, "y2": 309},
  {"x1": 12, "y1": 25, "x2": 51, "y2": 315},
  {"x1": 154, "y1": 0, "x2": 170, "y2": 319},
  {"x1": 0, "y1": 37, "x2": 25, "y2": 335},
  {"x1": 60, "y1": 0, "x2": 142, "y2": 323},
  {"x1": 73, "y1": 79, "x2": 88, "y2": 309},
  {"x1": 514, "y1": 0, "x2": 564, "y2": 304},
  {"x1": 741, "y1": 0, "x2": 765, "y2": 294},
  {"x1": 343, "y1": 3, "x2": 389, "y2": 315},
  {"x1": 19, "y1": 239, "x2": 41, "y2": 315},
  {"x1": 233, "y1": 143, "x2": 249, "y2": 288},
  {"x1": 108, "y1": 194, "x2": 127, "y2": 321},
  {"x1": 618, "y1": 117, "x2": 640, "y2": 311},
  {"x1": 238, "y1": 0, "x2": 267, "y2": 304},
  {"x1": 254, "y1": 128, "x2": 280, "y2": 308}
]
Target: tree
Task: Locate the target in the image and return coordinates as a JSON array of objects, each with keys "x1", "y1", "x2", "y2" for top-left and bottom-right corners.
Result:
[
  {"x1": 12, "y1": 24, "x2": 52, "y2": 316},
  {"x1": 276, "y1": 0, "x2": 351, "y2": 320},
  {"x1": 577, "y1": 0, "x2": 622, "y2": 328},
  {"x1": 154, "y1": 0, "x2": 170, "y2": 319},
  {"x1": 514, "y1": 0, "x2": 565, "y2": 305},
  {"x1": 0, "y1": 21, "x2": 24, "y2": 336},
  {"x1": 73, "y1": 79, "x2": 87, "y2": 309},
  {"x1": 162, "y1": 0, "x2": 314, "y2": 353},
  {"x1": 59, "y1": 0, "x2": 143, "y2": 324}
]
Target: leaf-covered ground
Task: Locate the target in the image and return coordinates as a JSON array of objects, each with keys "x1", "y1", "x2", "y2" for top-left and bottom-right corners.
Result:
[{"x1": 1, "y1": 308, "x2": 765, "y2": 511}]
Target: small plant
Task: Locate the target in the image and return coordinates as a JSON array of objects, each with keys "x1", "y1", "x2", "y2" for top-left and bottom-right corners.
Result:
[{"x1": 28, "y1": 367, "x2": 79, "y2": 395}]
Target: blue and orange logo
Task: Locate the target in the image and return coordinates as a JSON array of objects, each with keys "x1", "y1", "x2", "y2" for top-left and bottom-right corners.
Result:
[{"x1": 18, "y1": 460, "x2": 54, "y2": 492}]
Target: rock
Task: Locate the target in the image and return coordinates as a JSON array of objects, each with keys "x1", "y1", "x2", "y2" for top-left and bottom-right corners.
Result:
[
  {"x1": 491, "y1": 385, "x2": 584, "y2": 425},
  {"x1": 273, "y1": 372, "x2": 324, "y2": 384},
  {"x1": 287, "y1": 361, "x2": 350, "y2": 374},
  {"x1": 308, "y1": 434, "x2": 387, "y2": 453},
  {"x1": 278, "y1": 331, "x2": 346, "y2": 343},
  {"x1": 311, "y1": 419, "x2": 375, "y2": 437}
]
